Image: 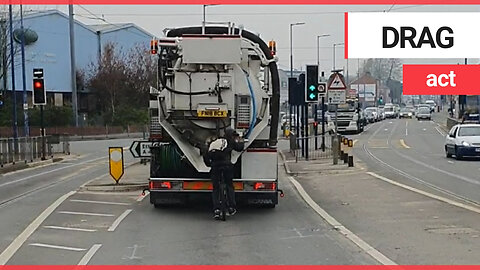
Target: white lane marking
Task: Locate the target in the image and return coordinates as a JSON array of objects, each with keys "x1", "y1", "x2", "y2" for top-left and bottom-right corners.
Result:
[
  {"x1": 58, "y1": 211, "x2": 115, "y2": 217},
  {"x1": 43, "y1": 226, "x2": 97, "y2": 232},
  {"x1": 447, "y1": 160, "x2": 455, "y2": 164},
  {"x1": 389, "y1": 121, "x2": 393, "y2": 124},
  {"x1": 137, "y1": 191, "x2": 150, "y2": 202},
  {"x1": 400, "y1": 139, "x2": 411, "y2": 149},
  {"x1": 435, "y1": 126, "x2": 446, "y2": 136},
  {"x1": 384, "y1": 129, "x2": 388, "y2": 131},
  {"x1": 288, "y1": 176, "x2": 396, "y2": 265},
  {"x1": 405, "y1": 121, "x2": 408, "y2": 136},
  {"x1": 108, "y1": 209, "x2": 133, "y2": 232},
  {"x1": 0, "y1": 156, "x2": 105, "y2": 188},
  {"x1": 0, "y1": 191, "x2": 76, "y2": 265},
  {"x1": 107, "y1": 209, "x2": 132, "y2": 232},
  {"x1": 78, "y1": 244, "x2": 102, "y2": 265},
  {"x1": 423, "y1": 128, "x2": 427, "y2": 131},
  {"x1": 367, "y1": 172, "x2": 480, "y2": 215},
  {"x1": 70, "y1": 199, "x2": 131, "y2": 206},
  {"x1": 29, "y1": 243, "x2": 86, "y2": 252}
]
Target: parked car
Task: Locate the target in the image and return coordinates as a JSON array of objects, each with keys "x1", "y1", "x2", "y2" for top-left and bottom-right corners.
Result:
[
  {"x1": 445, "y1": 124, "x2": 480, "y2": 159},
  {"x1": 416, "y1": 106, "x2": 432, "y2": 120},
  {"x1": 399, "y1": 108, "x2": 413, "y2": 118}
]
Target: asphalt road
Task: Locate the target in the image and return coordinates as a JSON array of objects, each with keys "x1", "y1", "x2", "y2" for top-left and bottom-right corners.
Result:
[
  {"x1": 353, "y1": 116, "x2": 480, "y2": 205},
  {"x1": 0, "y1": 135, "x2": 379, "y2": 265},
  {"x1": 0, "y1": 138, "x2": 137, "y2": 264}
]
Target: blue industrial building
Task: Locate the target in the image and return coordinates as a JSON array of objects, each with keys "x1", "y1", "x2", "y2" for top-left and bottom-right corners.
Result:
[{"x1": 3, "y1": 9, "x2": 153, "y2": 114}]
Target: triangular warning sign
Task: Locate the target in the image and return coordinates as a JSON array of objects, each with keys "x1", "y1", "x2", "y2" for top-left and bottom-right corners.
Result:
[{"x1": 327, "y1": 73, "x2": 346, "y2": 90}]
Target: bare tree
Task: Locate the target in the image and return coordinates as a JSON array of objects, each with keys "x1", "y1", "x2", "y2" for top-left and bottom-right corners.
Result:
[
  {"x1": 362, "y1": 58, "x2": 402, "y2": 82},
  {"x1": 0, "y1": 6, "x2": 22, "y2": 92},
  {"x1": 86, "y1": 42, "x2": 155, "y2": 125}
]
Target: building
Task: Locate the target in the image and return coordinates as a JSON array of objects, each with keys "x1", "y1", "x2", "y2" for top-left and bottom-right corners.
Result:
[{"x1": 2, "y1": 9, "x2": 153, "y2": 120}]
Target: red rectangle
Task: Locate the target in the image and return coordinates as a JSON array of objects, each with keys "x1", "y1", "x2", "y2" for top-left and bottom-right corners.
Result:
[{"x1": 403, "y1": 64, "x2": 480, "y2": 95}]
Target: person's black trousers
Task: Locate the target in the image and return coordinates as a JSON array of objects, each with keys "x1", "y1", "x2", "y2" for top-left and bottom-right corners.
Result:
[{"x1": 211, "y1": 166, "x2": 236, "y2": 211}]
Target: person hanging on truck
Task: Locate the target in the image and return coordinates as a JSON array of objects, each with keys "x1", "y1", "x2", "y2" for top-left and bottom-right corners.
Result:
[{"x1": 203, "y1": 128, "x2": 245, "y2": 220}]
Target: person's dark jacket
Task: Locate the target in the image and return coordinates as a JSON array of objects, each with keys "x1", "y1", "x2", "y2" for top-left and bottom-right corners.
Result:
[{"x1": 203, "y1": 137, "x2": 244, "y2": 168}]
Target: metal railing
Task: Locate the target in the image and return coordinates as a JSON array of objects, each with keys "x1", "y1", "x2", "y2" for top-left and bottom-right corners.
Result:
[
  {"x1": 0, "y1": 135, "x2": 70, "y2": 167},
  {"x1": 290, "y1": 133, "x2": 334, "y2": 161}
]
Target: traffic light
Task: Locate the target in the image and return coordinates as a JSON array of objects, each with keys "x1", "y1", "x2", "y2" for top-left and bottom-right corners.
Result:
[
  {"x1": 305, "y1": 65, "x2": 319, "y2": 103},
  {"x1": 33, "y1": 68, "x2": 46, "y2": 105},
  {"x1": 150, "y1": 39, "x2": 158, "y2": 55},
  {"x1": 378, "y1": 95, "x2": 384, "y2": 105},
  {"x1": 268, "y1": 40, "x2": 276, "y2": 56}
]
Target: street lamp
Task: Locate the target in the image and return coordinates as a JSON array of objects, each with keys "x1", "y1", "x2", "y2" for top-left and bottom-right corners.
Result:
[
  {"x1": 289, "y1": 22, "x2": 305, "y2": 137},
  {"x1": 317, "y1": 34, "x2": 330, "y2": 151},
  {"x1": 333, "y1": 42, "x2": 344, "y2": 70}
]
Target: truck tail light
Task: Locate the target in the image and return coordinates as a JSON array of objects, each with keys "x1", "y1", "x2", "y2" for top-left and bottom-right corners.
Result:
[
  {"x1": 254, "y1": 182, "x2": 276, "y2": 191},
  {"x1": 150, "y1": 181, "x2": 171, "y2": 190}
]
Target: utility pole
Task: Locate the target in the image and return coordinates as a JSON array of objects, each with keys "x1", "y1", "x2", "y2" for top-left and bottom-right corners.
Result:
[
  {"x1": 69, "y1": 5, "x2": 78, "y2": 127},
  {"x1": 8, "y1": 5, "x2": 18, "y2": 141},
  {"x1": 20, "y1": 5, "x2": 29, "y2": 140}
]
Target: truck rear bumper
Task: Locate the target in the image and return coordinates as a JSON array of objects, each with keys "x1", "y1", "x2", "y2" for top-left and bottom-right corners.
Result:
[{"x1": 150, "y1": 190, "x2": 278, "y2": 206}]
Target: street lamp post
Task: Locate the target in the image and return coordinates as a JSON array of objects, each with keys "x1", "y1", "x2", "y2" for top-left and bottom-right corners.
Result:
[
  {"x1": 317, "y1": 34, "x2": 329, "y2": 151},
  {"x1": 333, "y1": 42, "x2": 344, "y2": 70},
  {"x1": 289, "y1": 22, "x2": 305, "y2": 138}
]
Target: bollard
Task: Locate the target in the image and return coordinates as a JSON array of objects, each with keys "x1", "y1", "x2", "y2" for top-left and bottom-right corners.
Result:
[
  {"x1": 343, "y1": 153, "x2": 349, "y2": 164},
  {"x1": 348, "y1": 139, "x2": 353, "y2": 147},
  {"x1": 343, "y1": 137, "x2": 348, "y2": 145},
  {"x1": 348, "y1": 155, "x2": 354, "y2": 167},
  {"x1": 332, "y1": 136, "x2": 339, "y2": 165}
]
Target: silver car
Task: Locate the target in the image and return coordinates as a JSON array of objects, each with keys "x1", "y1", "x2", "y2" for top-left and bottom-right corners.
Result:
[{"x1": 416, "y1": 106, "x2": 431, "y2": 120}]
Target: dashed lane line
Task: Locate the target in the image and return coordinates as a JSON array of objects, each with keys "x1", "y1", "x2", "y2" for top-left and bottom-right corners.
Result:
[
  {"x1": 43, "y1": 226, "x2": 97, "y2": 232},
  {"x1": 78, "y1": 244, "x2": 102, "y2": 265},
  {"x1": 108, "y1": 209, "x2": 133, "y2": 232},
  {"x1": 58, "y1": 211, "x2": 115, "y2": 217},
  {"x1": 70, "y1": 199, "x2": 131, "y2": 206},
  {"x1": 0, "y1": 191, "x2": 76, "y2": 265},
  {"x1": 367, "y1": 172, "x2": 480, "y2": 215},
  {"x1": 288, "y1": 176, "x2": 397, "y2": 265},
  {"x1": 29, "y1": 243, "x2": 86, "y2": 252}
]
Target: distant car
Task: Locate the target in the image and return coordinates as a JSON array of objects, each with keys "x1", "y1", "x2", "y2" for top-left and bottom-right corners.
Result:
[
  {"x1": 425, "y1": 100, "x2": 436, "y2": 113},
  {"x1": 365, "y1": 107, "x2": 379, "y2": 122},
  {"x1": 384, "y1": 105, "x2": 396, "y2": 118},
  {"x1": 406, "y1": 105, "x2": 415, "y2": 115},
  {"x1": 399, "y1": 108, "x2": 413, "y2": 118},
  {"x1": 378, "y1": 108, "x2": 385, "y2": 120},
  {"x1": 416, "y1": 106, "x2": 432, "y2": 120},
  {"x1": 445, "y1": 124, "x2": 480, "y2": 159}
]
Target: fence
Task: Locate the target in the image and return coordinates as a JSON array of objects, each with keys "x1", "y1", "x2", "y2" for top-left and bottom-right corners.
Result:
[
  {"x1": 290, "y1": 133, "x2": 334, "y2": 161},
  {"x1": 0, "y1": 135, "x2": 70, "y2": 167},
  {"x1": 0, "y1": 125, "x2": 147, "y2": 138}
]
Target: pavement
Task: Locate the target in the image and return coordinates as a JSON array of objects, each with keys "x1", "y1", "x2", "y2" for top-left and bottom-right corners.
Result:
[
  {"x1": 282, "y1": 129, "x2": 480, "y2": 264},
  {"x1": 0, "y1": 154, "x2": 71, "y2": 174}
]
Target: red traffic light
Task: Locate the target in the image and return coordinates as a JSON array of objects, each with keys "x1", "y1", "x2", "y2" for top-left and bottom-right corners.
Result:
[
  {"x1": 313, "y1": 121, "x2": 318, "y2": 127},
  {"x1": 34, "y1": 81, "x2": 43, "y2": 89}
]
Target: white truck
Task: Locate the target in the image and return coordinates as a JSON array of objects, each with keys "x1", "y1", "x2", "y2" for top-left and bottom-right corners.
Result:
[
  {"x1": 147, "y1": 24, "x2": 281, "y2": 208},
  {"x1": 327, "y1": 99, "x2": 364, "y2": 134}
]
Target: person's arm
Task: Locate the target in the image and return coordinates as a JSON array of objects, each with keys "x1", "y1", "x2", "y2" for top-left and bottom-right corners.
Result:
[{"x1": 230, "y1": 136, "x2": 245, "y2": 152}]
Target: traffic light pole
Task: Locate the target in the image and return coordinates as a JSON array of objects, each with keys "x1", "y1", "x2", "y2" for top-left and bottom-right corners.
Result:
[
  {"x1": 305, "y1": 104, "x2": 309, "y2": 160},
  {"x1": 40, "y1": 105, "x2": 46, "y2": 160},
  {"x1": 314, "y1": 104, "x2": 318, "y2": 149},
  {"x1": 321, "y1": 96, "x2": 326, "y2": 152}
]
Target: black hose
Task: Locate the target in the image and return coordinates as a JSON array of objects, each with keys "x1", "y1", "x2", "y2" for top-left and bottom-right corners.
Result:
[{"x1": 167, "y1": 26, "x2": 279, "y2": 147}]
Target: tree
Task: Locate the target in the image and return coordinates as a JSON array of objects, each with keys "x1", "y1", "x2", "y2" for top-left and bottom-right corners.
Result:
[
  {"x1": 361, "y1": 58, "x2": 402, "y2": 82},
  {"x1": 0, "y1": 6, "x2": 23, "y2": 93},
  {"x1": 86, "y1": 42, "x2": 154, "y2": 126}
]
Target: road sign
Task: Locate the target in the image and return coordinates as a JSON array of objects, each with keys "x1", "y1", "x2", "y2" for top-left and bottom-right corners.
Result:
[
  {"x1": 109, "y1": 147, "x2": 124, "y2": 183},
  {"x1": 327, "y1": 73, "x2": 346, "y2": 90},
  {"x1": 130, "y1": 140, "x2": 152, "y2": 158},
  {"x1": 318, "y1": 82, "x2": 327, "y2": 96},
  {"x1": 327, "y1": 90, "x2": 346, "y2": 105}
]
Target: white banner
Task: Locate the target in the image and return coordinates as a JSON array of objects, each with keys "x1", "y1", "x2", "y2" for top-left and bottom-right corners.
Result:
[{"x1": 347, "y1": 12, "x2": 480, "y2": 58}]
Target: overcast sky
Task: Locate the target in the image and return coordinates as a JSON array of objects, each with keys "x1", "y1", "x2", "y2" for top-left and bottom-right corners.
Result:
[{"x1": 22, "y1": 4, "x2": 480, "y2": 77}]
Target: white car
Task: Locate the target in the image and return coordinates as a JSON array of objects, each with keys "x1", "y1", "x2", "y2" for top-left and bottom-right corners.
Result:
[{"x1": 445, "y1": 124, "x2": 480, "y2": 159}]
